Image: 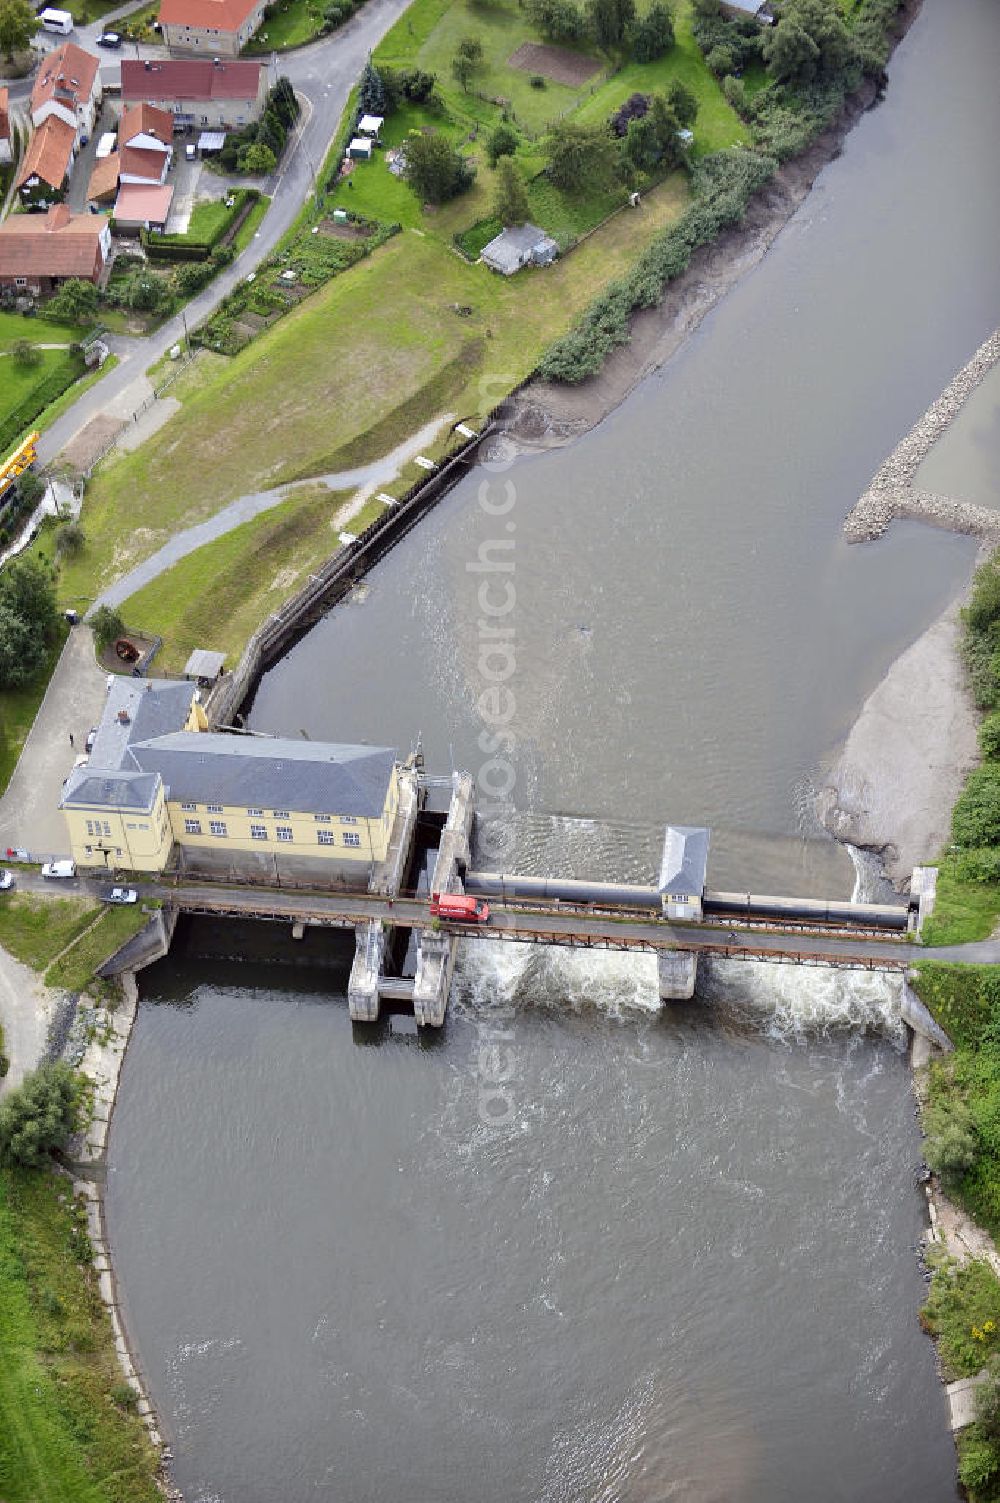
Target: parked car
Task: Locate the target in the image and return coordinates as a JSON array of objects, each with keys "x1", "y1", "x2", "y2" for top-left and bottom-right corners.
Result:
[
  {"x1": 85, "y1": 726, "x2": 98, "y2": 753},
  {"x1": 103, "y1": 887, "x2": 137, "y2": 905},
  {"x1": 185, "y1": 143, "x2": 198, "y2": 161},
  {"x1": 0, "y1": 870, "x2": 14, "y2": 891},
  {"x1": 42, "y1": 860, "x2": 76, "y2": 879},
  {"x1": 96, "y1": 29, "x2": 121, "y2": 45}
]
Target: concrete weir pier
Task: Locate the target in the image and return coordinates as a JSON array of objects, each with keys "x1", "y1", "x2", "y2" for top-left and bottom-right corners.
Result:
[
  {"x1": 658, "y1": 950, "x2": 699, "y2": 1001},
  {"x1": 347, "y1": 771, "x2": 476, "y2": 1027}
]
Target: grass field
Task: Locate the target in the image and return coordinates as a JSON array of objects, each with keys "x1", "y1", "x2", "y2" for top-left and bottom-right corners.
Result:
[
  {"x1": 922, "y1": 855, "x2": 1000, "y2": 947},
  {"x1": 0, "y1": 625, "x2": 67, "y2": 799},
  {"x1": 0, "y1": 892, "x2": 99, "y2": 972},
  {"x1": 0, "y1": 1164, "x2": 161, "y2": 1503},
  {"x1": 0, "y1": 349, "x2": 77, "y2": 430},
  {"x1": 117, "y1": 484, "x2": 362, "y2": 673},
  {"x1": 0, "y1": 313, "x2": 79, "y2": 353},
  {"x1": 43, "y1": 904, "x2": 150, "y2": 991},
  {"x1": 248, "y1": 0, "x2": 327, "y2": 50},
  {"x1": 64, "y1": 173, "x2": 686, "y2": 605}
]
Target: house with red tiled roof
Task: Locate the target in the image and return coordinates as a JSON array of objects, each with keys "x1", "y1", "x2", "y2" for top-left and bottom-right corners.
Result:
[
  {"x1": 0, "y1": 204, "x2": 110, "y2": 295},
  {"x1": 30, "y1": 42, "x2": 101, "y2": 143},
  {"x1": 17, "y1": 114, "x2": 77, "y2": 205},
  {"x1": 121, "y1": 58, "x2": 266, "y2": 131},
  {"x1": 120, "y1": 102, "x2": 173, "y2": 184},
  {"x1": 159, "y1": 0, "x2": 266, "y2": 56},
  {"x1": 0, "y1": 88, "x2": 11, "y2": 167}
]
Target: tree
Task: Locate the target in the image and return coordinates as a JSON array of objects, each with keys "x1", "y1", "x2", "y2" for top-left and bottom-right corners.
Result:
[
  {"x1": 980, "y1": 712, "x2": 1000, "y2": 762},
  {"x1": 762, "y1": 0, "x2": 855, "y2": 87},
  {"x1": 404, "y1": 131, "x2": 475, "y2": 204},
  {"x1": 493, "y1": 157, "x2": 529, "y2": 227},
  {"x1": 358, "y1": 57, "x2": 387, "y2": 115},
  {"x1": 0, "y1": 0, "x2": 34, "y2": 61},
  {"x1": 45, "y1": 278, "x2": 98, "y2": 326},
  {"x1": 0, "y1": 1062, "x2": 80, "y2": 1169},
  {"x1": 451, "y1": 53, "x2": 475, "y2": 90},
  {"x1": 11, "y1": 338, "x2": 40, "y2": 369},
  {"x1": 239, "y1": 141, "x2": 277, "y2": 174},
  {"x1": 457, "y1": 34, "x2": 483, "y2": 64},
  {"x1": 268, "y1": 75, "x2": 299, "y2": 127},
  {"x1": 588, "y1": 0, "x2": 634, "y2": 49},
  {"x1": 527, "y1": 0, "x2": 584, "y2": 42},
  {"x1": 667, "y1": 78, "x2": 698, "y2": 128},
  {"x1": 120, "y1": 270, "x2": 169, "y2": 313},
  {"x1": 486, "y1": 121, "x2": 519, "y2": 168},
  {"x1": 952, "y1": 765, "x2": 1000, "y2": 848},
  {"x1": 631, "y1": 0, "x2": 673, "y2": 63},
  {"x1": 623, "y1": 93, "x2": 683, "y2": 173},
  {"x1": 922, "y1": 1100, "x2": 978, "y2": 1187},
  {"x1": 90, "y1": 604, "x2": 126, "y2": 655},
  {"x1": 0, "y1": 556, "x2": 58, "y2": 645},
  {"x1": 545, "y1": 120, "x2": 619, "y2": 192},
  {"x1": 0, "y1": 602, "x2": 44, "y2": 689}
]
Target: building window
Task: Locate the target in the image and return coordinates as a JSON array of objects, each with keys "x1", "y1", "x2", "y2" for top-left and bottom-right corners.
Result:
[
  {"x1": 250, "y1": 823, "x2": 268, "y2": 840},
  {"x1": 314, "y1": 814, "x2": 331, "y2": 823},
  {"x1": 15, "y1": 277, "x2": 27, "y2": 288},
  {"x1": 341, "y1": 815, "x2": 358, "y2": 825},
  {"x1": 184, "y1": 819, "x2": 202, "y2": 835},
  {"x1": 206, "y1": 804, "x2": 224, "y2": 814},
  {"x1": 272, "y1": 810, "x2": 290, "y2": 819},
  {"x1": 276, "y1": 826, "x2": 293, "y2": 843},
  {"x1": 343, "y1": 832, "x2": 361, "y2": 848},
  {"x1": 317, "y1": 830, "x2": 335, "y2": 846},
  {"x1": 247, "y1": 808, "x2": 263, "y2": 817},
  {"x1": 181, "y1": 801, "x2": 197, "y2": 811},
  {"x1": 209, "y1": 820, "x2": 227, "y2": 837},
  {"x1": 103, "y1": 820, "x2": 112, "y2": 837},
  {"x1": 86, "y1": 819, "x2": 94, "y2": 836},
  {"x1": 84, "y1": 844, "x2": 92, "y2": 856}
]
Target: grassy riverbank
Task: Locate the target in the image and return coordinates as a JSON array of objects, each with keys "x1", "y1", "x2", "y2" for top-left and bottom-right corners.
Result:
[
  {"x1": 0, "y1": 893, "x2": 149, "y2": 990},
  {"x1": 0, "y1": 1163, "x2": 162, "y2": 1503},
  {"x1": 923, "y1": 1252, "x2": 1000, "y2": 1501}
]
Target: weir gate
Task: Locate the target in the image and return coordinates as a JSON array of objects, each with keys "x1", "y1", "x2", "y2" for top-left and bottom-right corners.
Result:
[{"x1": 107, "y1": 774, "x2": 944, "y2": 1032}]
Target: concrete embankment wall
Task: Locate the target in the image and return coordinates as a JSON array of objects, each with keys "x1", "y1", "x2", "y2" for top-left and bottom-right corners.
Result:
[
  {"x1": 97, "y1": 906, "x2": 178, "y2": 979},
  {"x1": 205, "y1": 426, "x2": 496, "y2": 727}
]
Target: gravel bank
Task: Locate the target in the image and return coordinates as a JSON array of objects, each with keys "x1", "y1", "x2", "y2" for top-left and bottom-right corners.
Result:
[{"x1": 816, "y1": 599, "x2": 980, "y2": 888}]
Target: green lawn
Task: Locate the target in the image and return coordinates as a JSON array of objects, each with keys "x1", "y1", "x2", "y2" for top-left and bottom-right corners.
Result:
[
  {"x1": 62, "y1": 172, "x2": 688, "y2": 604},
  {"x1": 118, "y1": 484, "x2": 359, "y2": 674},
  {"x1": 0, "y1": 892, "x2": 99, "y2": 972},
  {"x1": 0, "y1": 625, "x2": 68, "y2": 799},
  {"x1": 0, "y1": 313, "x2": 79, "y2": 353},
  {"x1": 0, "y1": 1165, "x2": 161, "y2": 1503},
  {"x1": 43, "y1": 904, "x2": 150, "y2": 991},
  {"x1": 248, "y1": 0, "x2": 325, "y2": 50},
  {"x1": 923, "y1": 855, "x2": 1000, "y2": 947},
  {"x1": 0, "y1": 350, "x2": 76, "y2": 431}
]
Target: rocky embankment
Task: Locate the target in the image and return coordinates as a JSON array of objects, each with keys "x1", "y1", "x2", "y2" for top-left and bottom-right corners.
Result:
[{"x1": 845, "y1": 328, "x2": 1000, "y2": 544}]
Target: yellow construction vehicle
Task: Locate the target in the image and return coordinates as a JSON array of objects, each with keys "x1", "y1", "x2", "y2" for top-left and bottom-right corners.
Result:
[{"x1": 0, "y1": 431, "x2": 40, "y2": 508}]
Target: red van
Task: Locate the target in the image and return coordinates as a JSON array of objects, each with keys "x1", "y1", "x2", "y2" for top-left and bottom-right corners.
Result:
[{"x1": 429, "y1": 891, "x2": 490, "y2": 924}]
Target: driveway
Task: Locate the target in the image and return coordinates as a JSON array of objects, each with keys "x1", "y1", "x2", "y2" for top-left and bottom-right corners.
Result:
[
  {"x1": 0, "y1": 626, "x2": 109, "y2": 860},
  {"x1": 0, "y1": 941, "x2": 57, "y2": 1093}
]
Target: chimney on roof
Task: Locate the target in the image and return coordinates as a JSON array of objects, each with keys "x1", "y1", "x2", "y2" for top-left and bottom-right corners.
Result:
[
  {"x1": 213, "y1": 56, "x2": 220, "y2": 65},
  {"x1": 144, "y1": 59, "x2": 152, "y2": 70}
]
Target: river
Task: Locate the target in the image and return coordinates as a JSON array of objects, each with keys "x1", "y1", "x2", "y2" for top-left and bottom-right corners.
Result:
[{"x1": 106, "y1": 1, "x2": 1000, "y2": 1497}]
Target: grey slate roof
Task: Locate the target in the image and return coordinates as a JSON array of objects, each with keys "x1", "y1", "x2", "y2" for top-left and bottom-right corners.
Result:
[
  {"x1": 184, "y1": 649, "x2": 225, "y2": 680},
  {"x1": 60, "y1": 767, "x2": 161, "y2": 812},
  {"x1": 481, "y1": 223, "x2": 557, "y2": 274},
  {"x1": 129, "y1": 733, "x2": 397, "y2": 817},
  {"x1": 658, "y1": 826, "x2": 710, "y2": 898},
  {"x1": 89, "y1": 678, "x2": 197, "y2": 774}
]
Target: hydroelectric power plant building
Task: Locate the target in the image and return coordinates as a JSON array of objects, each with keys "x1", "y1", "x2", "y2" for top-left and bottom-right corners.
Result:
[{"x1": 59, "y1": 677, "x2": 401, "y2": 880}]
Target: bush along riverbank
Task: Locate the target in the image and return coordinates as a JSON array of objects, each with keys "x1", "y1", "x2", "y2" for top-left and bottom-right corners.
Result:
[
  {"x1": 538, "y1": 0, "x2": 914, "y2": 383},
  {"x1": 908, "y1": 548, "x2": 1000, "y2": 1500}
]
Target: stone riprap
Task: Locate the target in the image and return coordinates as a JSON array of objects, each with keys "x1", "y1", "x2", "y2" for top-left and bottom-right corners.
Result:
[{"x1": 845, "y1": 328, "x2": 1000, "y2": 543}]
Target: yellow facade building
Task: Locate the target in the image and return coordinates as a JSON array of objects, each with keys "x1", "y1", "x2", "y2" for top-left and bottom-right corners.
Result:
[{"x1": 60, "y1": 678, "x2": 400, "y2": 882}]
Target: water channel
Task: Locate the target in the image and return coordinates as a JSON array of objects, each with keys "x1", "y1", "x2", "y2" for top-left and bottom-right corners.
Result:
[{"x1": 106, "y1": 1, "x2": 1000, "y2": 1497}]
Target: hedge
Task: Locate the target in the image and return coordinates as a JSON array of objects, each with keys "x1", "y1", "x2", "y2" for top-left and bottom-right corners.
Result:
[
  {"x1": 538, "y1": 148, "x2": 777, "y2": 383},
  {"x1": 0, "y1": 352, "x2": 85, "y2": 457}
]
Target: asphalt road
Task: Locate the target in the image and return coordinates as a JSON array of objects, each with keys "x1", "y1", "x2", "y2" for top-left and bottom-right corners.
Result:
[{"x1": 8, "y1": 0, "x2": 415, "y2": 466}]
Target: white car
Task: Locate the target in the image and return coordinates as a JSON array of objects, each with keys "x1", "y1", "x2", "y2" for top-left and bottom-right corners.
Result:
[
  {"x1": 104, "y1": 887, "x2": 138, "y2": 905},
  {"x1": 42, "y1": 860, "x2": 76, "y2": 879},
  {"x1": 0, "y1": 870, "x2": 13, "y2": 891}
]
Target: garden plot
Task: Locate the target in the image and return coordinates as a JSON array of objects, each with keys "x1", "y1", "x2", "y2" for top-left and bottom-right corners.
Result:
[{"x1": 507, "y1": 41, "x2": 602, "y2": 86}]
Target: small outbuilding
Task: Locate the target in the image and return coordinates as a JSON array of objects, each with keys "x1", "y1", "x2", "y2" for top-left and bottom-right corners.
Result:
[
  {"x1": 481, "y1": 222, "x2": 558, "y2": 277},
  {"x1": 659, "y1": 826, "x2": 710, "y2": 921},
  {"x1": 113, "y1": 182, "x2": 174, "y2": 232},
  {"x1": 356, "y1": 113, "x2": 383, "y2": 137},
  {"x1": 183, "y1": 648, "x2": 225, "y2": 685},
  {"x1": 347, "y1": 137, "x2": 373, "y2": 161}
]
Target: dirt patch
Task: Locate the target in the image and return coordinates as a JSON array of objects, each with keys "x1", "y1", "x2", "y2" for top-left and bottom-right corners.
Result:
[
  {"x1": 57, "y1": 415, "x2": 126, "y2": 477},
  {"x1": 508, "y1": 41, "x2": 601, "y2": 86},
  {"x1": 319, "y1": 218, "x2": 368, "y2": 241}
]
